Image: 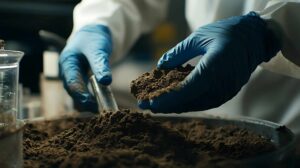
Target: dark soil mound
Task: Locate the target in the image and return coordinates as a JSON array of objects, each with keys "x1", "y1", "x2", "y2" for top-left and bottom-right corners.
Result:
[
  {"x1": 23, "y1": 110, "x2": 275, "y2": 168},
  {"x1": 130, "y1": 65, "x2": 194, "y2": 100}
]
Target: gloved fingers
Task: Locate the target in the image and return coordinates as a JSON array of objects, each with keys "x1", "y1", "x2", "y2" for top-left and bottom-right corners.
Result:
[
  {"x1": 74, "y1": 98, "x2": 98, "y2": 113},
  {"x1": 137, "y1": 92, "x2": 179, "y2": 113},
  {"x1": 80, "y1": 26, "x2": 113, "y2": 85},
  {"x1": 85, "y1": 50, "x2": 112, "y2": 85},
  {"x1": 137, "y1": 100, "x2": 150, "y2": 109},
  {"x1": 138, "y1": 90, "x2": 195, "y2": 113},
  {"x1": 138, "y1": 88, "x2": 221, "y2": 113},
  {"x1": 59, "y1": 50, "x2": 97, "y2": 109},
  {"x1": 187, "y1": 92, "x2": 227, "y2": 111},
  {"x1": 157, "y1": 35, "x2": 206, "y2": 69}
]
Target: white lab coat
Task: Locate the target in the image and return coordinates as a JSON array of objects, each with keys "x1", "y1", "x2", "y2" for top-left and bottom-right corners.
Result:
[{"x1": 71, "y1": 0, "x2": 300, "y2": 134}]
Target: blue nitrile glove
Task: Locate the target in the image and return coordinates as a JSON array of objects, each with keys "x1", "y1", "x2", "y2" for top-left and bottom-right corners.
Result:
[
  {"x1": 139, "y1": 12, "x2": 281, "y2": 113},
  {"x1": 59, "y1": 25, "x2": 112, "y2": 112}
]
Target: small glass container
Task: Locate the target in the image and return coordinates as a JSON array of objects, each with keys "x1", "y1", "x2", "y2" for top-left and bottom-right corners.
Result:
[
  {"x1": 0, "y1": 40, "x2": 24, "y2": 167},
  {"x1": 0, "y1": 42, "x2": 24, "y2": 127}
]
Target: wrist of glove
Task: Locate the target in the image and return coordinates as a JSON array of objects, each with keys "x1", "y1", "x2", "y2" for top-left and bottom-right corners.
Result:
[
  {"x1": 59, "y1": 24, "x2": 113, "y2": 112},
  {"x1": 139, "y1": 12, "x2": 282, "y2": 113}
]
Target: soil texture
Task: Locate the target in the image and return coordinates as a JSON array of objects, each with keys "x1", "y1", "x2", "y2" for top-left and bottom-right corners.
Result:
[
  {"x1": 130, "y1": 65, "x2": 194, "y2": 100},
  {"x1": 23, "y1": 110, "x2": 275, "y2": 168}
]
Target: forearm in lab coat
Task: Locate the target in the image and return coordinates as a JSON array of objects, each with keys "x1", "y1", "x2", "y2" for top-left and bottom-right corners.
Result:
[
  {"x1": 70, "y1": 0, "x2": 169, "y2": 62},
  {"x1": 259, "y1": 1, "x2": 300, "y2": 79}
]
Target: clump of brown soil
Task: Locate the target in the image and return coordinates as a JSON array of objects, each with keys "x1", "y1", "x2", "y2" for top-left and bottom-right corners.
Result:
[
  {"x1": 23, "y1": 110, "x2": 275, "y2": 168},
  {"x1": 130, "y1": 65, "x2": 194, "y2": 100}
]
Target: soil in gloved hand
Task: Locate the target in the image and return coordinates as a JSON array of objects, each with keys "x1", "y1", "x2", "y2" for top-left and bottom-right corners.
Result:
[
  {"x1": 130, "y1": 64, "x2": 194, "y2": 100},
  {"x1": 23, "y1": 109, "x2": 275, "y2": 168}
]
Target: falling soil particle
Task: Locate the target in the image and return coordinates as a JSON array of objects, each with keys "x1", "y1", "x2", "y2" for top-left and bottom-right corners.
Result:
[
  {"x1": 23, "y1": 109, "x2": 275, "y2": 168},
  {"x1": 130, "y1": 65, "x2": 194, "y2": 100}
]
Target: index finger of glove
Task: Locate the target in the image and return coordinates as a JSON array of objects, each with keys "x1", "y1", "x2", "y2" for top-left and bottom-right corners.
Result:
[
  {"x1": 81, "y1": 29, "x2": 113, "y2": 85},
  {"x1": 59, "y1": 50, "x2": 95, "y2": 106}
]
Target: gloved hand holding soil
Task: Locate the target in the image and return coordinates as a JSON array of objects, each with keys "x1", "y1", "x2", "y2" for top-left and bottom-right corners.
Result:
[
  {"x1": 130, "y1": 64, "x2": 195, "y2": 113},
  {"x1": 130, "y1": 64, "x2": 194, "y2": 101}
]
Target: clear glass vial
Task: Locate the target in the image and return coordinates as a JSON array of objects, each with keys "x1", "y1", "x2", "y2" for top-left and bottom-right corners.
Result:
[{"x1": 0, "y1": 40, "x2": 24, "y2": 127}]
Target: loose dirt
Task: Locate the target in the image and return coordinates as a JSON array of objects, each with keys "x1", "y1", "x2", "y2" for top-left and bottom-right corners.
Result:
[
  {"x1": 23, "y1": 110, "x2": 275, "y2": 168},
  {"x1": 130, "y1": 65, "x2": 194, "y2": 100}
]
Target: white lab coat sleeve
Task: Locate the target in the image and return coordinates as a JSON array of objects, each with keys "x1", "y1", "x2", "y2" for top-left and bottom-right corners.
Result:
[
  {"x1": 70, "y1": 0, "x2": 169, "y2": 62},
  {"x1": 258, "y1": 1, "x2": 300, "y2": 79}
]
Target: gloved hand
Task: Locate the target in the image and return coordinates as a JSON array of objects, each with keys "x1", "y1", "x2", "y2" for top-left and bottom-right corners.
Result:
[
  {"x1": 139, "y1": 12, "x2": 281, "y2": 113},
  {"x1": 59, "y1": 24, "x2": 112, "y2": 112}
]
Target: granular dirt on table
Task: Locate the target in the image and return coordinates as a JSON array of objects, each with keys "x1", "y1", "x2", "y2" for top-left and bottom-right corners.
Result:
[{"x1": 23, "y1": 109, "x2": 275, "y2": 168}]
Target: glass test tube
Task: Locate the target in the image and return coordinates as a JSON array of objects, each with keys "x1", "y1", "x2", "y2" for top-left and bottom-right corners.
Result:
[
  {"x1": 0, "y1": 42, "x2": 24, "y2": 127},
  {"x1": 90, "y1": 75, "x2": 119, "y2": 113}
]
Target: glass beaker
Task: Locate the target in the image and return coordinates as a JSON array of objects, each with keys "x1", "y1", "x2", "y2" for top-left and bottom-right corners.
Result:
[{"x1": 0, "y1": 47, "x2": 23, "y2": 128}]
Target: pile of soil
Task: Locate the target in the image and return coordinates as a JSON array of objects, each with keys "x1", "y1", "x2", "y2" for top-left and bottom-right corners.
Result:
[
  {"x1": 130, "y1": 65, "x2": 194, "y2": 100},
  {"x1": 23, "y1": 110, "x2": 275, "y2": 168}
]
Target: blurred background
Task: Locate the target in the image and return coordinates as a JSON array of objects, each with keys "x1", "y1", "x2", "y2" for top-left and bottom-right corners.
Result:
[
  {"x1": 0, "y1": 0, "x2": 189, "y2": 118},
  {"x1": 0, "y1": 0, "x2": 79, "y2": 92}
]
